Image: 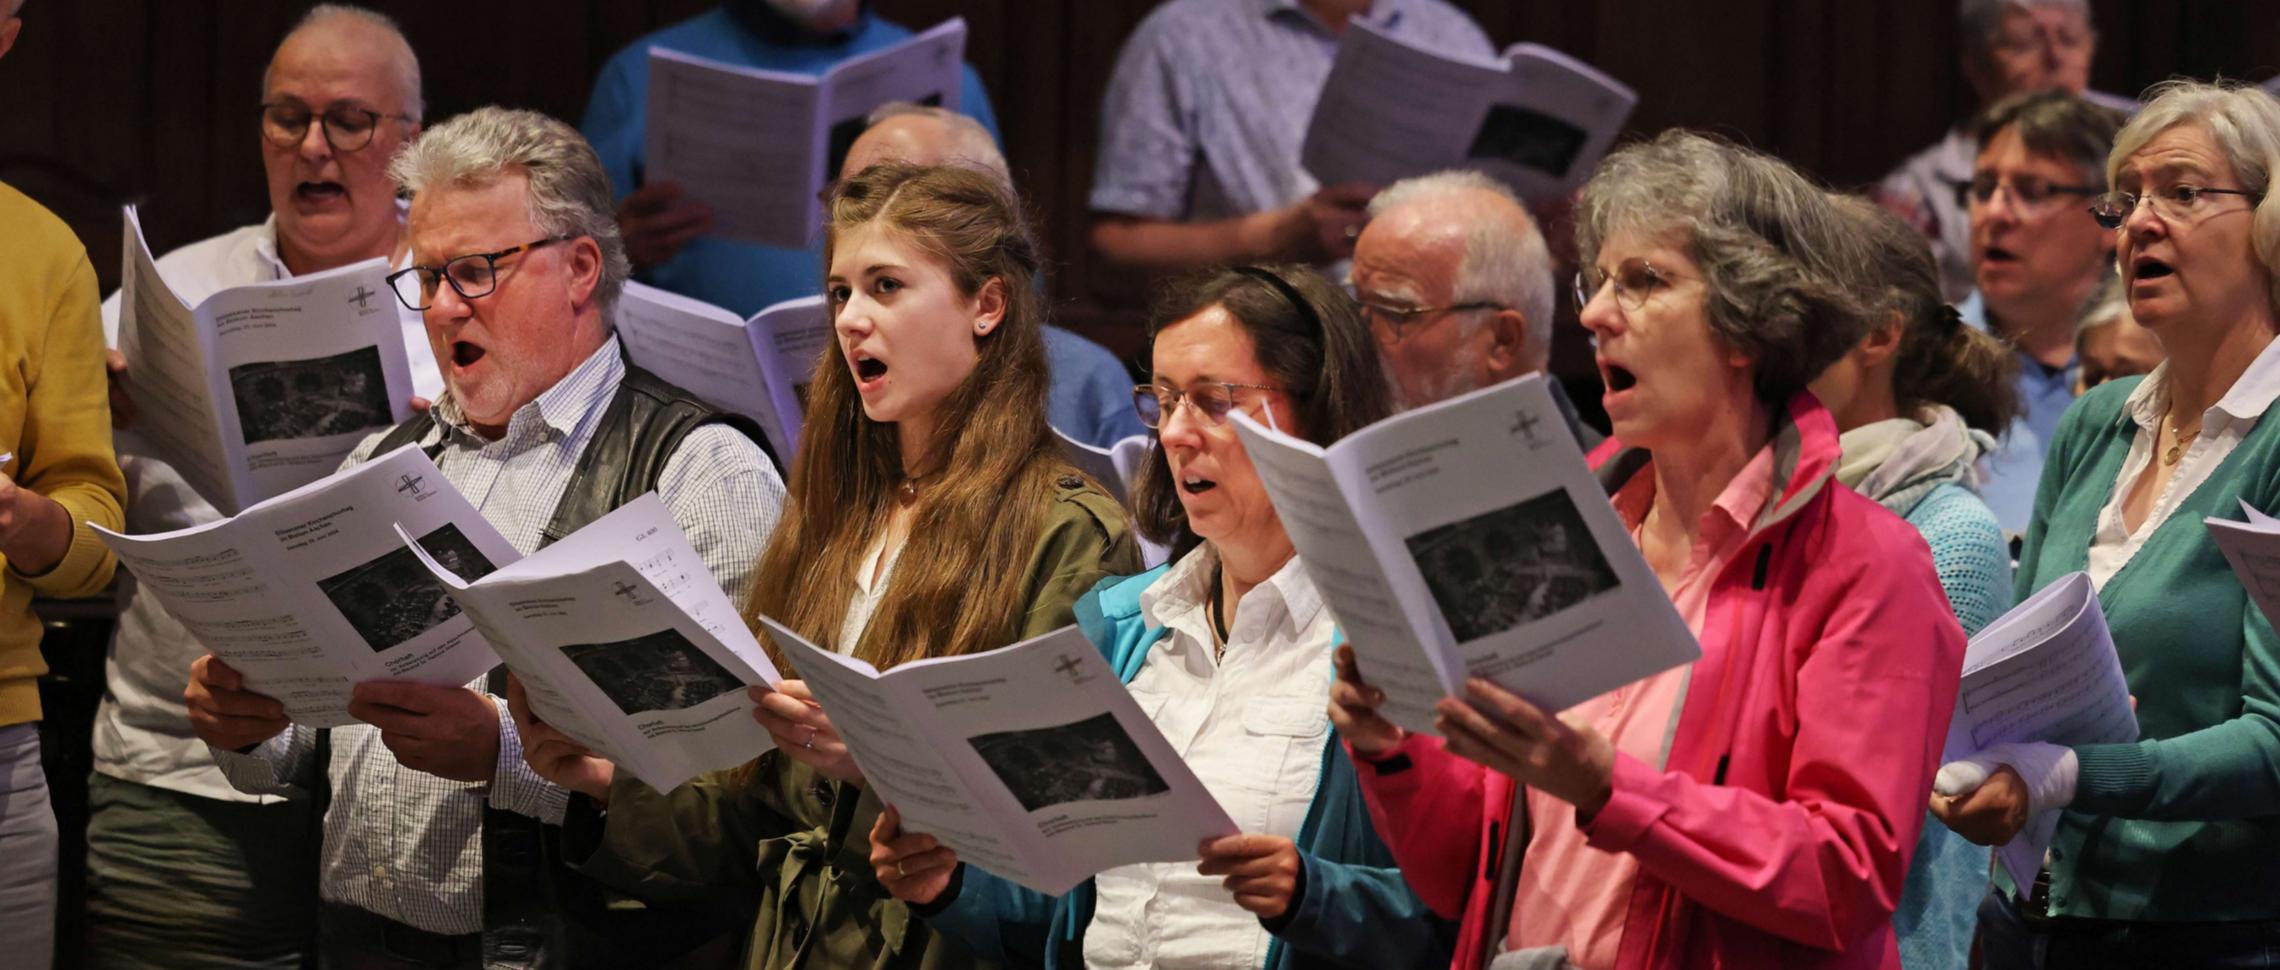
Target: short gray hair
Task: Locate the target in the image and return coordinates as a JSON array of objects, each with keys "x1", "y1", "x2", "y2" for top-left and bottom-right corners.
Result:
[
  {"x1": 2109, "y1": 79, "x2": 2280, "y2": 314},
  {"x1": 264, "y1": 4, "x2": 425, "y2": 122},
  {"x1": 861, "y1": 102, "x2": 1011, "y2": 196},
  {"x1": 1578, "y1": 130, "x2": 1879, "y2": 405},
  {"x1": 1368, "y1": 170, "x2": 1556, "y2": 368},
  {"x1": 1959, "y1": 0, "x2": 2091, "y2": 67},
  {"x1": 1973, "y1": 90, "x2": 2126, "y2": 186},
  {"x1": 390, "y1": 106, "x2": 631, "y2": 313}
]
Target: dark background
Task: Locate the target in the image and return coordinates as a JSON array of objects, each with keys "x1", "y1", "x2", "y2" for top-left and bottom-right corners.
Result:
[
  {"x1": 6, "y1": 4, "x2": 2279, "y2": 964},
  {"x1": 7, "y1": 0, "x2": 2280, "y2": 370}
]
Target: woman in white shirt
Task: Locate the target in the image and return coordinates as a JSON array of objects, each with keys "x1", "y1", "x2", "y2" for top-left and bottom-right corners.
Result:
[{"x1": 871, "y1": 264, "x2": 1445, "y2": 970}]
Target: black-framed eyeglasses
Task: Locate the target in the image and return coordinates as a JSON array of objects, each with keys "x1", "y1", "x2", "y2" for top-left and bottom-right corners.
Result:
[
  {"x1": 1959, "y1": 172, "x2": 2102, "y2": 213},
  {"x1": 2088, "y1": 185, "x2": 2262, "y2": 230},
  {"x1": 1356, "y1": 297, "x2": 1502, "y2": 344},
  {"x1": 1574, "y1": 257, "x2": 1688, "y2": 314},
  {"x1": 385, "y1": 236, "x2": 575, "y2": 311},
  {"x1": 1133, "y1": 382, "x2": 1281, "y2": 430},
  {"x1": 260, "y1": 101, "x2": 416, "y2": 154}
]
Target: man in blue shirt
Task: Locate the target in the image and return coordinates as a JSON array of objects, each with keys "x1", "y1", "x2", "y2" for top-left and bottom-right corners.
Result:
[
  {"x1": 582, "y1": 0, "x2": 998, "y2": 316},
  {"x1": 1956, "y1": 90, "x2": 2124, "y2": 534},
  {"x1": 584, "y1": 1, "x2": 1143, "y2": 447}
]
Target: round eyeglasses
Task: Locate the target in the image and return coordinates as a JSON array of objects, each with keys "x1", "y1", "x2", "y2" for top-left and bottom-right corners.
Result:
[
  {"x1": 385, "y1": 236, "x2": 574, "y2": 312},
  {"x1": 2088, "y1": 185, "x2": 2261, "y2": 230},
  {"x1": 1132, "y1": 382, "x2": 1280, "y2": 430},
  {"x1": 260, "y1": 101, "x2": 415, "y2": 154}
]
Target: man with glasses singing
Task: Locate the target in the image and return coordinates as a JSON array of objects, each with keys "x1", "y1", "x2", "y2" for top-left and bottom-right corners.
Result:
[
  {"x1": 1349, "y1": 170, "x2": 1600, "y2": 447},
  {"x1": 1958, "y1": 90, "x2": 2126, "y2": 533},
  {"x1": 185, "y1": 106, "x2": 783, "y2": 969},
  {"x1": 87, "y1": 6, "x2": 433, "y2": 967},
  {"x1": 1878, "y1": 0, "x2": 2126, "y2": 303}
]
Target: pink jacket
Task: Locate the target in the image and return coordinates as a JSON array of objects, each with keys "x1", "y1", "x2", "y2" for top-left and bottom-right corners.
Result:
[{"x1": 1354, "y1": 393, "x2": 1965, "y2": 970}]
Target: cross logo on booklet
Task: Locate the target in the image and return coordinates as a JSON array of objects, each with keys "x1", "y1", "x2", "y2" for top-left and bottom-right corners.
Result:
[{"x1": 1509, "y1": 408, "x2": 1547, "y2": 449}]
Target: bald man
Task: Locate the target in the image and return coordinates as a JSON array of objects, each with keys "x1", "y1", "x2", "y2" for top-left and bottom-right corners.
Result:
[
  {"x1": 88, "y1": 6, "x2": 435, "y2": 967},
  {"x1": 843, "y1": 104, "x2": 1146, "y2": 447},
  {"x1": 1352, "y1": 170, "x2": 1600, "y2": 448}
]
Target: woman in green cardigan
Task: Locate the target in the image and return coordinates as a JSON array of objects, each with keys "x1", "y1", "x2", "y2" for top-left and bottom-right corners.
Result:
[
  {"x1": 506, "y1": 163, "x2": 1139, "y2": 969},
  {"x1": 1932, "y1": 79, "x2": 2280, "y2": 967}
]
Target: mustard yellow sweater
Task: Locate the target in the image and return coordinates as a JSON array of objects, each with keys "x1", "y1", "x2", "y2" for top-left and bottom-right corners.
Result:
[{"x1": 0, "y1": 180, "x2": 125, "y2": 726}]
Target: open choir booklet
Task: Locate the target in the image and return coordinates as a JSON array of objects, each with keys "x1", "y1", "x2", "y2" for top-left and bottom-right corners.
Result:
[
  {"x1": 1051, "y1": 429, "x2": 1151, "y2": 505},
  {"x1": 755, "y1": 618, "x2": 1237, "y2": 896},
  {"x1": 1942, "y1": 571, "x2": 2135, "y2": 890},
  {"x1": 1302, "y1": 22, "x2": 1636, "y2": 199},
  {"x1": 403, "y1": 494, "x2": 782, "y2": 794},
  {"x1": 91, "y1": 445, "x2": 517, "y2": 727},
  {"x1": 644, "y1": 19, "x2": 968, "y2": 248},
  {"x1": 614, "y1": 281, "x2": 829, "y2": 460},
  {"x1": 2210, "y1": 499, "x2": 2280, "y2": 629},
  {"x1": 117, "y1": 206, "x2": 419, "y2": 515},
  {"x1": 1229, "y1": 376, "x2": 1697, "y2": 734}
]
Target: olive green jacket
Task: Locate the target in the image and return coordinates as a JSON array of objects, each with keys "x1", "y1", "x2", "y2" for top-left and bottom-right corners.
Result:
[{"x1": 561, "y1": 476, "x2": 1140, "y2": 969}]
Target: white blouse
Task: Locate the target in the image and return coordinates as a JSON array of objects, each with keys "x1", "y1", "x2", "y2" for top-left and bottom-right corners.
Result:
[
  {"x1": 2087, "y1": 335, "x2": 2280, "y2": 590},
  {"x1": 1083, "y1": 545, "x2": 1338, "y2": 970},
  {"x1": 836, "y1": 529, "x2": 905, "y2": 653}
]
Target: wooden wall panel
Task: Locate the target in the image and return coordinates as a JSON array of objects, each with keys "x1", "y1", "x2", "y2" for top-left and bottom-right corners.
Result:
[{"x1": 6, "y1": 0, "x2": 2279, "y2": 380}]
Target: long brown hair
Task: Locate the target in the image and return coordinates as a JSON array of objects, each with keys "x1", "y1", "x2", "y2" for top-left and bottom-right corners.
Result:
[
  {"x1": 1131, "y1": 265, "x2": 1395, "y2": 561},
  {"x1": 1834, "y1": 193, "x2": 2022, "y2": 434},
  {"x1": 743, "y1": 163, "x2": 1066, "y2": 672}
]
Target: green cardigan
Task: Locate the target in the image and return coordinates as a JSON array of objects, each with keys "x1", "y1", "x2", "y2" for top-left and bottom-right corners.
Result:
[
  {"x1": 557, "y1": 477, "x2": 1141, "y2": 969},
  {"x1": 2016, "y1": 375, "x2": 2280, "y2": 921}
]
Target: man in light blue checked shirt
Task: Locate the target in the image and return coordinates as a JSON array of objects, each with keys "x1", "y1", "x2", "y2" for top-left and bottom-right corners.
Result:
[
  {"x1": 1089, "y1": 0, "x2": 1494, "y2": 272},
  {"x1": 185, "y1": 106, "x2": 784, "y2": 969}
]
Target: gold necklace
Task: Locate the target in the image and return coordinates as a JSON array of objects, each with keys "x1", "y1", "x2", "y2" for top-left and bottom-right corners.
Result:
[{"x1": 2164, "y1": 416, "x2": 2202, "y2": 467}]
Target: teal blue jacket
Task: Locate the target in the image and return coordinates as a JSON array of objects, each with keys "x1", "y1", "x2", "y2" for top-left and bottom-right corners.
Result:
[{"x1": 920, "y1": 567, "x2": 1452, "y2": 969}]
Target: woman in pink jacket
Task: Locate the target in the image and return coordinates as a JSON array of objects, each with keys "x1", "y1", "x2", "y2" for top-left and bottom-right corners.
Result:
[{"x1": 1330, "y1": 131, "x2": 1969, "y2": 970}]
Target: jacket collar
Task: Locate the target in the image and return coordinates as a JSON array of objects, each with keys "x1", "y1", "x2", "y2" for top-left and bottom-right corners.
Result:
[{"x1": 1590, "y1": 390, "x2": 1840, "y2": 542}]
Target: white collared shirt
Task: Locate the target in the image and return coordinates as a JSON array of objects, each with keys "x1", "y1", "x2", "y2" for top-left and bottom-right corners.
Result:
[
  {"x1": 2088, "y1": 334, "x2": 2280, "y2": 589},
  {"x1": 93, "y1": 217, "x2": 438, "y2": 804},
  {"x1": 1084, "y1": 545, "x2": 1337, "y2": 970}
]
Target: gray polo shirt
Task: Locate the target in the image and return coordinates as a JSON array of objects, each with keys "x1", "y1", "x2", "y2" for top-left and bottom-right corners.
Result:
[{"x1": 1091, "y1": 0, "x2": 1493, "y2": 223}]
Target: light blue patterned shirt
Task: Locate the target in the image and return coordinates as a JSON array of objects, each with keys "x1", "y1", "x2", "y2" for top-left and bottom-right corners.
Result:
[{"x1": 1091, "y1": 0, "x2": 1493, "y2": 222}]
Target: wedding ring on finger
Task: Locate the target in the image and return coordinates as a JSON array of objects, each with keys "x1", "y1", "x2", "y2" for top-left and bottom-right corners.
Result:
[
  {"x1": 896, "y1": 860, "x2": 907, "y2": 879},
  {"x1": 1343, "y1": 224, "x2": 1361, "y2": 240},
  {"x1": 803, "y1": 727, "x2": 817, "y2": 750}
]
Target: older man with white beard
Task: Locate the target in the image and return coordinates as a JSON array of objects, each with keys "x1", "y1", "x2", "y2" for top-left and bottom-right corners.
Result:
[
  {"x1": 1351, "y1": 170, "x2": 1600, "y2": 447},
  {"x1": 87, "y1": 6, "x2": 432, "y2": 967}
]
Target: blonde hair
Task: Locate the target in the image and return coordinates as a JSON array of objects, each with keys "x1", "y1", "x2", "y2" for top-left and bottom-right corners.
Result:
[
  {"x1": 744, "y1": 163, "x2": 1068, "y2": 672},
  {"x1": 2108, "y1": 79, "x2": 2280, "y2": 316}
]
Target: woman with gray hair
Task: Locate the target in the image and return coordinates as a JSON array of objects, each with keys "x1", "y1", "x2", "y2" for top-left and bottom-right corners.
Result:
[
  {"x1": 1332, "y1": 130, "x2": 1967, "y2": 969},
  {"x1": 1933, "y1": 79, "x2": 2280, "y2": 968}
]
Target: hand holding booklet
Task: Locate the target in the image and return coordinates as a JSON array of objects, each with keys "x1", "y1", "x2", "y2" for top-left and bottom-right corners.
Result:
[
  {"x1": 91, "y1": 445, "x2": 519, "y2": 727},
  {"x1": 1939, "y1": 571, "x2": 2135, "y2": 890},
  {"x1": 1302, "y1": 22, "x2": 1636, "y2": 199},
  {"x1": 614, "y1": 281, "x2": 830, "y2": 460},
  {"x1": 118, "y1": 205, "x2": 419, "y2": 514},
  {"x1": 755, "y1": 617, "x2": 1236, "y2": 896},
  {"x1": 403, "y1": 494, "x2": 782, "y2": 794},
  {"x1": 1230, "y1": 376, "x2": 1698, "y2": 734}
]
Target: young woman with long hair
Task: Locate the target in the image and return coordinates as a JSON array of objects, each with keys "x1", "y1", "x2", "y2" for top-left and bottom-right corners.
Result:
[{"x1": 508, "y1": 162, "x2": 1139, "y2": 970}]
